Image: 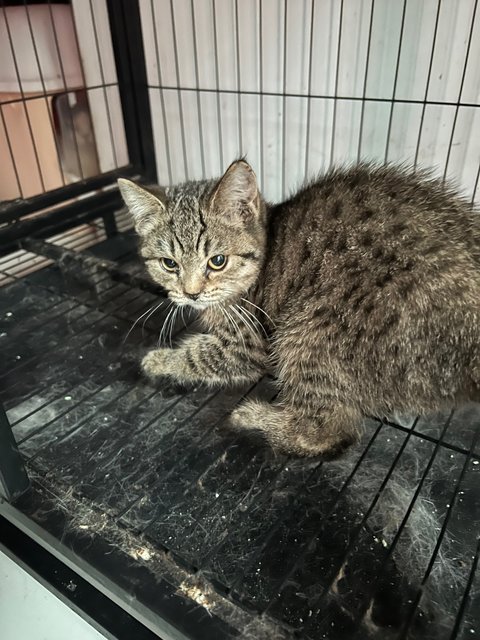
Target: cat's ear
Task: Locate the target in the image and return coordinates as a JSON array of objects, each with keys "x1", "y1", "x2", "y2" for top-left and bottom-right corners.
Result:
[
  {"x1": 117, "y1": 179, "x2": 166, "y2": 236},
  {"x1": 209, "y1": 160, "x2": 259, "y2": 222}
]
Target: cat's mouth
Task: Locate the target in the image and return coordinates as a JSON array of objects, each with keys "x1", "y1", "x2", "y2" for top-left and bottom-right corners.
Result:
[
  {"x1": 171, "y1": 294, "x2": 231, "y2": 311},
  {"x1": 169, "y1": 295, "x2": 212, "y2": 310},
  {"x1": 184, "y1": 299, "x2": 211, "y2": 310}
]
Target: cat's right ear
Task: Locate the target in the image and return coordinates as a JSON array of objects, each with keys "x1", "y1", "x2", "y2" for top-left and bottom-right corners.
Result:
[
  {"x1": 209, "y1": 159, "x2": 260, "y2": 223},
  {"x1": 117, "y1": 179, "x2": 166, "y2": 236}
]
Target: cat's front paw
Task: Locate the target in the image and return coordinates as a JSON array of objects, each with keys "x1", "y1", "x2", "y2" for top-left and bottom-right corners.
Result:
[{"x1": 141, "y1": 348, "x2": 173, "y2": 380}]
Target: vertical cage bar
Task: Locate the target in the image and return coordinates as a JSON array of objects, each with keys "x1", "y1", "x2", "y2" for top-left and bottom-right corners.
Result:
[
  {"x1": 190, "y1": 0, "x2": 206, "y2": 178},
  {"x1": 281, "y1": 0, "x2": 288, "y2": 198},
  {"x1": 414, "y1": 0, "x2": 442, "y2": 170},
  {"x1": 329, "y1": 0, "x2": 344, "y2": 168},
  {"x1": 169, "y1": 0, "x2": 189, "y2": 180},
  {"x1": 88, "y1": 0, "x2": 120, "y2": 170},
  {"x1": 0, "y1": 403, "x2": 29, "y2": 502},
  {"x1": 357, "y1": 0, "x2": 376, "y2": 163},
  {"x1": 472, "y1": 163, "x2": 480, "y2": 204},
  {"x1": 212, "y1": 0, "x2": 224, "y2": 172},
  {"x1": 234, "y1": 0, "x2": 243, "y2": 156},
  {"x1": 384, "y1": 0, "x2": 408, "y2": 164},
  {"x1": 304, "y1": 0, "x2": 315, "y2": 178},
  {"x1": 0, "y1": 105, "x2": 23, "y2": 198},
  {"x1": 106, "y1": 0, "x2": 156, "y2": 181},
  {"x1": 1, "y1": 2, "x2": 47, "y2": 192},
  {"x1": 443, "y1": 0, "x2": 478, "y2": 182},
  {"x1": 150, "y1": 0, "x2": 173, "y2": 185},
  {"x1": 46, "y1": 0, "x2": 85, "y2": 180},
  {"x1": 23, "y1": 0, "x2": 66, "y2": 187},
  {"x1": 258, "y1": 0, "x2": 264, "y2": 190}
]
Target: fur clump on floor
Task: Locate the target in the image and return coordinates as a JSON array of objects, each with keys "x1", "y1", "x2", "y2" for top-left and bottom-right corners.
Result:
[{"x1": 323, "y1": 426, "x2": 474, "y2": 638}]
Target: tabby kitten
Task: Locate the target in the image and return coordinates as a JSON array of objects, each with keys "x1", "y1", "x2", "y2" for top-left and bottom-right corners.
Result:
[{"x1": 118, "y1": 160, "x2": 480, "y2": 457}]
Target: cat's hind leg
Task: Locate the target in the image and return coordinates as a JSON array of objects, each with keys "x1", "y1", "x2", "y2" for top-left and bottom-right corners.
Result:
[
  {"x1": 229, "y1": 398, "x2": 361, "y2": 458},
  {"x1": 230, "y1": 335, "x2": 362, "y2": 456}
]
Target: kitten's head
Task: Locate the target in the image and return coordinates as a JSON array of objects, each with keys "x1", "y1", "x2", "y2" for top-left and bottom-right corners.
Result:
[{"x1": 118, "y1": 160, "x2": 266, "y2": 310}]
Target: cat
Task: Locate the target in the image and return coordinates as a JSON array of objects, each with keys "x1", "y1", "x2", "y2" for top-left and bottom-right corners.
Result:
[{"x1": 118, "y1": 160, "x2": 480, "y2": 457}]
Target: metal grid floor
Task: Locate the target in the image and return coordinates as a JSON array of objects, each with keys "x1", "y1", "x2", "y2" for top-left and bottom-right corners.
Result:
[{"x1": 1, "y1": 232, "x2": 479, "y2": 639}]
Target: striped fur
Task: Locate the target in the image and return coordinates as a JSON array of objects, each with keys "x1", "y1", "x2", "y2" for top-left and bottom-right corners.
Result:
[{"x1": 119, "y1": 160, "x2": 480, "y2": 457}]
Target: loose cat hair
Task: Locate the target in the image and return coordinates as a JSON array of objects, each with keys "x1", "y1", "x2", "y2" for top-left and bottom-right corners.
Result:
[{"x1": 118, "y1": 160, "x2": 480, "y2": 457}]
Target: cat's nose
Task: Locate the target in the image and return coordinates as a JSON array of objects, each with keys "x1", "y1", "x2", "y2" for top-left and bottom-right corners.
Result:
[{"x1": 185, "y1": 291, "x2": 200, "y2": 300}]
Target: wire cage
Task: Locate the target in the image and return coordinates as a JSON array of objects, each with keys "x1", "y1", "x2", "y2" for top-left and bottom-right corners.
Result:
[
  {"x1": 143, "y1": 0, "x2": 480, "y2": 204},
  {"x1": 0, "y1": 1, "x2": 479, "y2": 639}
]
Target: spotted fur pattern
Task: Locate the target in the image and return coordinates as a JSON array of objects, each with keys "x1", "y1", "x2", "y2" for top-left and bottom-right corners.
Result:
[{"x1": 118, "y1": 161, "x2": 480, "y2": 457}]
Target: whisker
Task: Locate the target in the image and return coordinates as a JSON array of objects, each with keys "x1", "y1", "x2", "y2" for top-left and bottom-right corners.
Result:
[
  {"x1": 179, "y1": 304, "x2": 187, "y2": 328},
  {"x1": 235, "y1": 303, "x2": 268, "y2": 339},
  {"x1": 218, "y1": 303, "x2": 230, "y2": 328},
  {"x1": 168, "y1": 306, "x2": 179, "y2": 348},
  {"x1": 158, "y1": 302, "x2": 175, "y2": 346},
  {"x1": 235, "y1": 305, "x2": 261, "y2": 343},
  {"x1": 231, "y1": 304, "x2": 261, "y2": 344},
  {"x1": 224, "y1": 305, "x2": 246, "y2": 352},
  {"x1": 141, "y1": 300, "x2": 166, "y2": 335},
  {"x1": 167, "y1": 305, "x2": 178, "y2": 348},
  {"x1": 219, "y1": 304, "x2": 234, "y2": 335},
  {"x1": 241, "y1": 298, "x2": 275, "y2": 326},
  {"x1": 123, "y1": 300, "x2": 165, "y2": 344},
  {"x1": 222, "y1": 306, "x2": 242, "y2": 349}
]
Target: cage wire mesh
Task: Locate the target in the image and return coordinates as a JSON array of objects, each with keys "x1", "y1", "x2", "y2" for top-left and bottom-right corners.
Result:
[
  {"x1": 1, "y1": 0, "x2": 479, "y2": 206},
  {"x1": 0, "y1": 0, "x2": 128, "y2": 202},
  {"x1": 0, "y1": 0, "x2": 134, "y2": 283},
  {"x1": 1, "y1": 2, "x2": 480, "y2": 639},
  {"x1": 140, "y1": 0, "x2": 480, "y2": 205}
]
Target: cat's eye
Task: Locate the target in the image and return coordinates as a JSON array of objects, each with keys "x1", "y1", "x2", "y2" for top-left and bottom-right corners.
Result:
[
  {"x1": 161, "y1": 257, "x2": 178, "y2": 272},
  {"x1": 208, "y1": 254, "x2": 227, "y2": 270}
]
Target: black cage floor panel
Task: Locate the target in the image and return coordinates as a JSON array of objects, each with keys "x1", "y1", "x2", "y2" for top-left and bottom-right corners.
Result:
[{"x1": 1, "y1": 232, "x2": 479, "y2": 640}]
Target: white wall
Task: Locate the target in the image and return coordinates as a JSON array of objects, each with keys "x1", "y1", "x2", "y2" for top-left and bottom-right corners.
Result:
[
  {"x1": 0, "y1": 550, "x2": 108, "y2": 640},
  {"x1": 139, "y1": 0, "x2": 480, "y2": 204}
]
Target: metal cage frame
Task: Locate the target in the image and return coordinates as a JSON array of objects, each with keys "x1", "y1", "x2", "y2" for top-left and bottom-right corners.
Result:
[
  {"x1": 0, "y1": 0, "x2": 157, "y2": 497},
  {"x1": 1, "y1": 2, "x2": 479, "y2": 639},
  {"x1": 0, "y1": 0, "x2": 155, "y2": 258}
]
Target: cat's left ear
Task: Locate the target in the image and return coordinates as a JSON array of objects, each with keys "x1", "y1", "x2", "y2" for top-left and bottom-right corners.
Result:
[
  {"x1": 209, "y1": 159, "x2": 260, "y2": 223},
  {"x1": 117, "y1": 179, "x2": 166, "y2": 236}
]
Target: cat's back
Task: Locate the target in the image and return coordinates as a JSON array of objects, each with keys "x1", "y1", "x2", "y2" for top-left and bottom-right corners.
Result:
[
  {"x1": 278, "y1": 163, "x2": 479, "y2": 246},
  {"x1": 263, "y1": 163, "x2": 480, "y2": 315}
]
